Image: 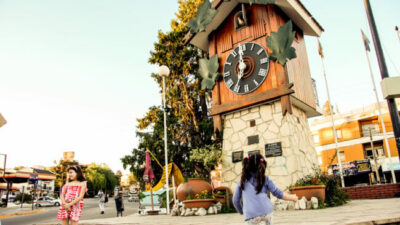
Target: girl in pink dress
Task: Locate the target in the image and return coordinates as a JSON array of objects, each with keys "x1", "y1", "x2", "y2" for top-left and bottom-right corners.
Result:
[{"x1": 57, "y1": 166, "x2": 87, "y2": 225}]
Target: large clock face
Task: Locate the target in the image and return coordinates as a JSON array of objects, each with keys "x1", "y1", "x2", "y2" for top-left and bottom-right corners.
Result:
[{"x1": 223, "y1": 42, "x2": 269, "y2": 95}]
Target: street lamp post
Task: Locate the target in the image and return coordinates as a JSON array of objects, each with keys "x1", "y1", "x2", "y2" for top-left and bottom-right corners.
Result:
[{"x1": 158, "y1": 65, "x2": 170, "y2": 214}]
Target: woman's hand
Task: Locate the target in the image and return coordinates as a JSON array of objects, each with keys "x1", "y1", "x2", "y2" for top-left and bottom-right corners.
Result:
[
  {"x1": 282, "y1": 193, "x2": 298, "y2": 202},
  {"x1": 64, "y1": 203, "x2": 72, "y2": 211}
]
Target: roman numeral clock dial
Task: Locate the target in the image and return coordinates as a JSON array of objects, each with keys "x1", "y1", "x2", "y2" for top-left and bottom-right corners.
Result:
[{"x1": 223, "y1": 42, "x2": 270, "y2": 95}]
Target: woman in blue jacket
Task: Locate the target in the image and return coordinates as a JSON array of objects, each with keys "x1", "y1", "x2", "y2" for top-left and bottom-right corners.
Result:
[{"x1": 233, "y1": 153, "x2": 298, "y2": 225}]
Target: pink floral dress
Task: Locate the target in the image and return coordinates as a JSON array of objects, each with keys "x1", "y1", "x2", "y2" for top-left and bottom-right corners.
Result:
[{"x1": 57, "y1": 183, "x2": 85, "y2": 222}]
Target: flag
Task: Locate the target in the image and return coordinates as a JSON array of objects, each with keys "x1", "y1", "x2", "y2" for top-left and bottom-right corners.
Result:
[
  {"x1": 143, "y1": 151, "x2": 155, "y2": 182},
  {"x1": 361, "y1": 29, "x2": 371, "y2": 52},
  {"x1": 318, "y1": 39, "x2": 324, "y2": 58}
]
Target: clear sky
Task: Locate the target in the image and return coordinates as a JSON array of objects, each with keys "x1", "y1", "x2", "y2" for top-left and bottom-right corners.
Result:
[{"x1": 0, "y1": 0, "x2": 399, "y2": 173}]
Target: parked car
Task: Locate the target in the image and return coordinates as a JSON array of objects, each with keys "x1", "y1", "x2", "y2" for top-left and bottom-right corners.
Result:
[
  {"x1": 1, "y1": 194, "x2": 16, "y2": 202},
  {"x1": 34, "y1": 196, "x2": 61, "y2": 207}
]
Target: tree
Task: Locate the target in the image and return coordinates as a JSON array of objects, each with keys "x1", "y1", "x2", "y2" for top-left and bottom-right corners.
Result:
[
  {"x1": 85, "y1": 163, "x2": 119, "y2": 196},
  {"x1": 121, "y1": 0, "x2": 221, "y2": 187},
  {"x1": 49, "y1": 160, "x2": 82, "y2": 194}
]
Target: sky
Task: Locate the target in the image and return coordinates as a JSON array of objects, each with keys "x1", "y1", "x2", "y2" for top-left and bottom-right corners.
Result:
[{"x1": 0, "y1": 0, "x2": 399, "y2": 174}]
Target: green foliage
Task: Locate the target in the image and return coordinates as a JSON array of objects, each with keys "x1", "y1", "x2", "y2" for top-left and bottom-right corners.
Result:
[
  {"x1": 249, "y1": 0, "x2": 275, "y2": 6},
  {"x1": 266, "y1": 20, "x2": 297, "y2": 66},
  {"x1": 138, "y1": 192, "x2": 146, "y2": 200},
  {"x1": 220, "y1": 205, "x2": 237, "y2": 213},
  {"x1": 322, "y1": 175, "x2": 349, "y2": 207},
  {"x1": 185, "y1": 195, "x2": 193, "y2": 200},
  {"x1": 291, "y1": 168, "x2": 349, "y2": 208},
  {"x1": 121, "y1": 0, "x2": 220, "y2": 189},
  {"x1": 85, "y1": 163, "x2": 119, "y2": 197},
  {"x1": 186, "y1": 190, "x2": 213, "y2": 200},
  {"x1": 199, "y1": 55, "x2": 220, "y2": 90},
  {"x1": 189, "y1": 143, "x2": 222, "y2": 177},
  {"x1": 160, "y1": 190, "x2": 174, "y2": 208},
  {"x1": 213, "y1": 189, "x2": 227, "y2": 196},
  {"x1": 15, "y1": 193, "x2": 32, "y2": 203},
  {"x1": 316, "y1": 199, "x2": 326, "y2": 209},
  {"x1": 188, "y1": 0, "x2": 217, "y2": 34},
  {"x1": 49, "y1": 160, "x2": 85, "y2": 194},
  {"x1": 289, "y1": 175, "x2": 324, "y2": 188}
]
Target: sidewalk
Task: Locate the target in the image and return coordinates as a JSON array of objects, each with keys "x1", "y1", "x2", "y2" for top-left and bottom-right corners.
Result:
[
  {"x1": 0, "y1": 205, "x2": 45, "y2": 219},
  {"x1": 38, "y1": 198, "x2": 400, "y2": 225}
]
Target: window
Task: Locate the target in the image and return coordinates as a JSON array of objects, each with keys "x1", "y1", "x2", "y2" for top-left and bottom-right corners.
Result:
[
  {"x1": 339, "y1": 151, "x2": 346, "y2": 162},
  {"x1": 365, "y1": 147, "x2": 385, "y2": 159},
  {"x1": 361, "y1": 123, "x2": 380, "y2": 137}
]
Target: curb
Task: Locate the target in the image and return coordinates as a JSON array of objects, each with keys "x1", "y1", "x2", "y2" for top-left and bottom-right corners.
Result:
[
  {"x1": 345, "y1": 217, "x2": 400, "y2": 225},
  {"x1": 0, "y1": 209, "x2": 45, "y2": 219}
]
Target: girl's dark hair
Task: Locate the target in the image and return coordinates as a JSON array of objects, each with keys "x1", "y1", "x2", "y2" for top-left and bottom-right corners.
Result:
[
  {"x1": 67, "y1": 165, "x2": 86, "y2": 182},
  {"x1": 240, "y1": 153, "x2": 267, "y2": 194}
]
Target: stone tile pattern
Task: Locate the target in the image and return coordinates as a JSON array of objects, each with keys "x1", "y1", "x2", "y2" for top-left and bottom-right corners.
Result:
[{"x1": 221, "y1": 101, "x2": 319, "y2": 193}]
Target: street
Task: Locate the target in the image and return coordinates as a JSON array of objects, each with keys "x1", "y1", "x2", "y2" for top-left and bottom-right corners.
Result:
[{"x1": 1, "y1": 198, "x2": 138, "y2": 225}]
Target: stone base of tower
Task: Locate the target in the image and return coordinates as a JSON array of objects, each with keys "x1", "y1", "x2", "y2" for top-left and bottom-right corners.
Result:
[{"x1": 221, "y1": 101, "x2": 319, "y2": 193}]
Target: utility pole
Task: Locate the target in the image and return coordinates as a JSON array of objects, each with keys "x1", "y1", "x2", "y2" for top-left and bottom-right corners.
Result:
[
  {"x1": 369, "y1": 128, "x2": 381, "y2": 183},
  {"x1": 364, "y1": 0, "x2": 400, "y2": 160},
  {"x1": 361, "y1": 29, "x2": 396, "y2": 183},
  {"x1": 318, "y1": 40, "x2": 345, "y2": 188}
]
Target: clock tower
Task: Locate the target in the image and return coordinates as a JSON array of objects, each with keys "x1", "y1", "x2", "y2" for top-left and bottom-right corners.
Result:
[{"x1": 185, "y1": 0, "x2": 324, "y2": 192}]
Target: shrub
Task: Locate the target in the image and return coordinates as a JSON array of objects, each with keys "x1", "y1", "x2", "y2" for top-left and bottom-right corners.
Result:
[
  {"x1": 313, "y1": 169, "x2": 349, "y2": 207},
  {"x1": 15, "y1": 193, "x2": 32, "y2": 203},
  {"x1": 289, "y1": 167, "x2": 349, "y2": 207}
]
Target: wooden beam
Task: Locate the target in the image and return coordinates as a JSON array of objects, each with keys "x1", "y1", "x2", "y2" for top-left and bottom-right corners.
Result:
[{"x1": 210, "y1": 83, "x2": 294, "y2": 116}]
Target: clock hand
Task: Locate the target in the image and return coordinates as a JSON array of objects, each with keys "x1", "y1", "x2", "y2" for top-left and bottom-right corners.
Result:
[{"x1": 235, "y1": 43, "x2": 246, "y2": 89}]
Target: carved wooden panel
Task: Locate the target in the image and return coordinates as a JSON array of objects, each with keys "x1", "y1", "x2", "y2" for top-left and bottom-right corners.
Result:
[
  {"x1": 208, "y1": 4, "x2": 315, "y2": 117},
  {"x1": 252, "y1": 20, "x2": 266, "y2": 39},
  {"x1": 232, "y1": 26, "x2": 251, "y2": 44},
  {"x1": 217, "y1": 33, "x2": 233, "y2": 53}
]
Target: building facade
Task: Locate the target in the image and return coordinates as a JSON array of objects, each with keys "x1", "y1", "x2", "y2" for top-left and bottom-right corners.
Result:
[{"x1": 310, "y1": 100, "x2": 400, "y2": 184}]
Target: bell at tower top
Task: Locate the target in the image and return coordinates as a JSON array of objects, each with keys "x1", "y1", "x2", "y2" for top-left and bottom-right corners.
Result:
[{"x1": 184, "y1": 0, "x2": 323, "y2": 51}]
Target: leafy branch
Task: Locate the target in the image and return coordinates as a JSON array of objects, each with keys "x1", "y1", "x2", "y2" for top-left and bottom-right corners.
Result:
[
  {"x1": 199, "y1": 54, "x2": 220, "y2": 90},
  {"x1": 266, "y1": 20, "x2": 297, "y2": 66},
  {"x1": 188, "y1": 0, "x2": 217, "y2": 34}
]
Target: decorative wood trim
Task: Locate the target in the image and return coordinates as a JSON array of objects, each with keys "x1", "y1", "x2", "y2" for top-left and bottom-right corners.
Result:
[
  {"x1": 252, "y1": 20, "x2": 266, "y2": 39},
  {"x1": 210, "y1": 83, "x2": 294, "y2": 116},
  {"x1": 213, "y1": 115, "x2": 223, "y2": 133},
  {"x1": 218, "y1": 34, "x2": 233, "y2": 53}
]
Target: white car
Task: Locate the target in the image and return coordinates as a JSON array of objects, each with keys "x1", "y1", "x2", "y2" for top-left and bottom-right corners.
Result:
[
  {"x1": 34, "y1": 196, "x2": 61, "y2": 207},
  {"x1": 1, "y1": 194, "x2": 16, "y2": 202}
]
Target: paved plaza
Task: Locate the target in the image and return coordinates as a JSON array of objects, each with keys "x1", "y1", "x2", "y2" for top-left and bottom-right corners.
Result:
[{"x1": 31, "y1": 198, "x2": 400, "y2": 225}]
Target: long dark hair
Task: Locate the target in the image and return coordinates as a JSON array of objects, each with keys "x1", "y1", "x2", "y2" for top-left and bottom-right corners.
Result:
[
  {"x1": 240, "y1": 153, "x2": 267, "y2": 194},
  {"x1": 67, "y1": 165, "x2": 86, "y2": 182}
]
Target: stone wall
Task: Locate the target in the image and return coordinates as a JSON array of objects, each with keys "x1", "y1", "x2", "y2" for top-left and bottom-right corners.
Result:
[{"x1": 221, "y1": 101, "x2": 319, "y2": 194}]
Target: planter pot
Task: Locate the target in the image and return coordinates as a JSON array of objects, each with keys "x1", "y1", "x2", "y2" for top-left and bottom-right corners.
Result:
[
  {"x1": 177, "y1": 178, "x2": 213, "y2": 201},
  {"x1": 183, "y1": 199, "x2": 214, "y2": 209},
  {"x1": 213, "y1": 186, "x2": 233, "y2": 206},
  {"x1": 289, "y1": 185, "x2": 326, "y2": 202}
]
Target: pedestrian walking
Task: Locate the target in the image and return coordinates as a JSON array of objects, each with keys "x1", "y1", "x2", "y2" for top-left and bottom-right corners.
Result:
[
  {"x1": 57, "y1": 166, "x2": 87, "y2": 225},
  {"x1": 114, "y1": 191, "x2": 124, "y2": 217},
  {"x1": 98, "y1": 189, "x2": 105, "y2": 214},
  {"x1": 233, "y1": 153, "x2": 298, "y2": 225}
]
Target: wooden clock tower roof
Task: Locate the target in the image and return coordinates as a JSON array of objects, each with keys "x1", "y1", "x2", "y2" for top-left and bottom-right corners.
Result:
[{"x1": 184, "y1": 0, "x2": 323, "y2": 51}]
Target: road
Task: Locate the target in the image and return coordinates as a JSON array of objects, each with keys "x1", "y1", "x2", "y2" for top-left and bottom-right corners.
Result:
[{"x1": 1, "y1": 198, "x2": 138, "y2": 225}]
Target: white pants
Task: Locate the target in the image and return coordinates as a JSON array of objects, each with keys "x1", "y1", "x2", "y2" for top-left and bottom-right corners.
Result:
[{"x1": 99, "y1": 201, "x2": 105, "y2": 212}]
